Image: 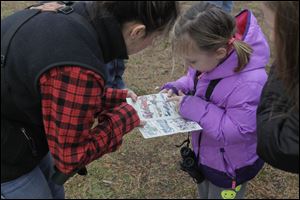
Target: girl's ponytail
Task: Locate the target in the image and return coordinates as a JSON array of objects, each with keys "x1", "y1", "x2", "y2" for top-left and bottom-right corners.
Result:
[{"x1": 231, "y1": 39, "x2": 253, "y2": 72}]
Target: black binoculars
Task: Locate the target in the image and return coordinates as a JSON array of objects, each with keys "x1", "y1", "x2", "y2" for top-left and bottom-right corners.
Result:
[{"x1": 179, "y1": 146, "x2": 205, "y2": 184}]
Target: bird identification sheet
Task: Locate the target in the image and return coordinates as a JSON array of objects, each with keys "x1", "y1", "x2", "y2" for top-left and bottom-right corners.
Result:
[{"x1": 126, "y1": 93, "x2": 202, "y2": 139}]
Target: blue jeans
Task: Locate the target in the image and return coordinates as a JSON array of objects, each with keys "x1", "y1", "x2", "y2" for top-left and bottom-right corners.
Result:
[{"x1": 1, "y1": 152, "x2": 65, "y2": 199}]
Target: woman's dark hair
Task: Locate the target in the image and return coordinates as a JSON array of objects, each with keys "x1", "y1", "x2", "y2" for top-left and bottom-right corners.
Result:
[
  {"x1": 265, "y1": 1, "x2": 299, "y2": 109},
  {"x1": 88, "y1": 1, "x2": 179, "y2": 36}
]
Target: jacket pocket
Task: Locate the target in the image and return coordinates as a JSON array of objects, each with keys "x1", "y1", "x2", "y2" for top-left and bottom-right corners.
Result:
[{"x1": 1, "y1": 121, "x2": 38, "y2": 166}]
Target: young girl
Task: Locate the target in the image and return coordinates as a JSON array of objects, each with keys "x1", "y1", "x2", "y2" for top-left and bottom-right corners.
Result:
[{"x1": 162, "y1": 2, "x2": 270, "y2": 199}]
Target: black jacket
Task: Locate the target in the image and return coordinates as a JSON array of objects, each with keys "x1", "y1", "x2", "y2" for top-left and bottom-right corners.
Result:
[{"x1": 256, "y1": 68, "x2": 299, "y2": 173}]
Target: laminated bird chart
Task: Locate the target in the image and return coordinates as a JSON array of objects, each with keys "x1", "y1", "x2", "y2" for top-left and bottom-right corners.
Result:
[{"x1": 126, "y1": 93, "x2": 202, "y2": 139}]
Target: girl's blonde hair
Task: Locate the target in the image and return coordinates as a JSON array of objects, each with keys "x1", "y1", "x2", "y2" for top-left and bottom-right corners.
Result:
[{"x1": 172, "y1": 2, "x2": 253, "y2": 72}]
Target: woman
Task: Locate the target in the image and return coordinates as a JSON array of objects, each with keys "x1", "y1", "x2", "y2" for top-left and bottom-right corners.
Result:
[
  {"x1": 256, "y1": 1, "x2": 299, "y2": 174},
  {"x1": 1, "y1": 1, "x2": 178, "y2": 198}
]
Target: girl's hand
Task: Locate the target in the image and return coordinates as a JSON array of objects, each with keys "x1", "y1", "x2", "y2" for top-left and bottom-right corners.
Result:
[
  {"x1": 126, "y1": 88, "x2": 138, "y2": 102},
  {"x1": 160, "y1": 88, "x2": 175, "y2": 97},
  {"x1": 167, "y1": 90, "x2": 185, "y2": 112}
]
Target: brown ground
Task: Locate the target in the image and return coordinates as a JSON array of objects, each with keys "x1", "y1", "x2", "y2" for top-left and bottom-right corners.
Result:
[{"x1": 1, "y1": 1, "x2": 298, "y2": 199}]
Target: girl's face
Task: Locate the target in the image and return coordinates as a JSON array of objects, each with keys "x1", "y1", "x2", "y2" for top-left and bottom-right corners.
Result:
[
  {"x1": 261, "y1": 3, "x2": 275, "y2": 42},
  {"x1": 184, "y1": 50, "x2": 218, "y2": 73},
  {"x1": 182, "y1": 37, "x2": 227, "y2": 73}
]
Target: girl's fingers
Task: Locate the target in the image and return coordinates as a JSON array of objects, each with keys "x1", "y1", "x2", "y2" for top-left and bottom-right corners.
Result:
[
  {"x1": 167, "y1": 96, "x2": 180, "y2": 102},
  {"x1": 167, "y1": 89, "x2": 174, "y2": 97},
  {"x1": 160, "y1": 89, "x2": 168, "y2": 93},
  {"x1": 178, "y1": 90, "x2": 185, "y2": 96}
]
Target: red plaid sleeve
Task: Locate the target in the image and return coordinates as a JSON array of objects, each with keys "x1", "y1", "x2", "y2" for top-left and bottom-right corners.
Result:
[
  {"x1": 39, "y1": 66, "x2": 140, "y2": 175},
  {"x1": 101, "y1": 88, "x2": 128, "y2": 110}
]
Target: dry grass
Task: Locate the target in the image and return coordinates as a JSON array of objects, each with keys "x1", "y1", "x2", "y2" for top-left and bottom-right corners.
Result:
[{"x1": 1, "y1": 1, "x2": 299, "y2": 199}]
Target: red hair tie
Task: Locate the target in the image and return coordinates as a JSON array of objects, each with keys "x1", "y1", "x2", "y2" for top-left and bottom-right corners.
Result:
[{"x1": 228, "y1": 37, "x2": 236, "y2": 45}]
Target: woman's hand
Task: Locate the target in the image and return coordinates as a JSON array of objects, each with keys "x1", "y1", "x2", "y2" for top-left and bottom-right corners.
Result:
[
  {"x1": 126, "y1": 88, "x2": 138, "y2": 102},
  {"x1": 139, "y1": 120, "x2": 147, "y2": 127},
  {"x1": 167, "y1": 90, "x2": 185, "y2": 112}
]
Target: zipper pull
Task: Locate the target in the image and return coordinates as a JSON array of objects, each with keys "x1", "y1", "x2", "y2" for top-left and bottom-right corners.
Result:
[
  {"x1": 21, "y1": 128, "x2": 38, "y2": 157},
  {"x1": 232, "y1": 179, "x2": 236, "y2": 189},
  {"x1": 21, "y1": 128, "x2": 30, "y2": 140}
]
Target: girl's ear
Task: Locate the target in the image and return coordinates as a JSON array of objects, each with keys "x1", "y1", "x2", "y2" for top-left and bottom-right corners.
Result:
[
  {"x1": 215, "y1": 47, "x2": 227, "y2": 60},
  {"x1": 129, "y1": 24, "x2": 146, "y2": 39}
]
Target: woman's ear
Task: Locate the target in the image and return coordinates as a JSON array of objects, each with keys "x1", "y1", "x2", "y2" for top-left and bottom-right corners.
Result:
[
  {"x1": 215, "y1": 47, "x2": 227, "y2": 60},
  {"x1": 129, "y1": 24, "x2": 146, "y2": 39}
]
